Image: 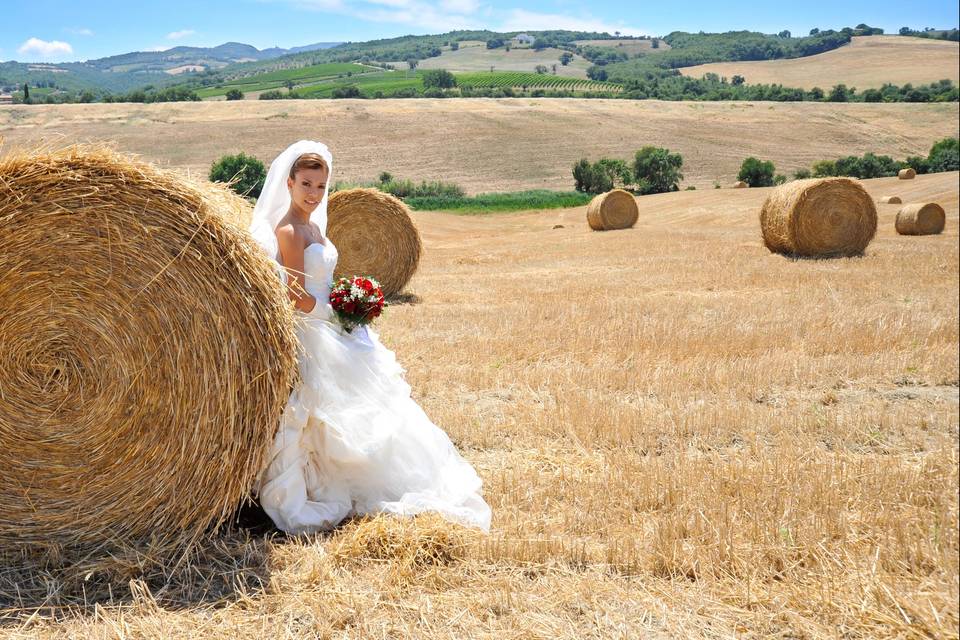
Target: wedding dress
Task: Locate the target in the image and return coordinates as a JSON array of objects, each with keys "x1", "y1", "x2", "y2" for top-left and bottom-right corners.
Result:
[{"x1": 252, "y1": 141, "x2": 490, "y2": 534}]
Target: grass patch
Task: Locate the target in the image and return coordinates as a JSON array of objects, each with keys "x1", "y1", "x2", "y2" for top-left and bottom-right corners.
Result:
[{"x1": 406, "y1": 190, "x2": 593, "y2": 213}]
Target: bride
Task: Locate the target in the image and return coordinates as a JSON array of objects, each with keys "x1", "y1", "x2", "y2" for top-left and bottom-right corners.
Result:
[{"x1": 249, "y1": 140, "x2": 491, "y2": 534}]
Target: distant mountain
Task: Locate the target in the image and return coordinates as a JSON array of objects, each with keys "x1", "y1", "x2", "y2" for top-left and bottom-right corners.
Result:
[
  {"x1": 84, "y1": 41, "x2": 344, "y2": 74},
  {"x1": 0, "y1": 40, "x2": 344, "y2": 95}
]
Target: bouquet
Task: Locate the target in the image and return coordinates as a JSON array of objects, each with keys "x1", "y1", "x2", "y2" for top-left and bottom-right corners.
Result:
[{"x1": 329, "y1": 275, "x2": 385, "y2": 333}]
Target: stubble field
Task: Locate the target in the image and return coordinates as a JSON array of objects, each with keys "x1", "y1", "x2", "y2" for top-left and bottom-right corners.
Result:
[
  {"x1": 681, "y1": 36, "x2": 960, "y2": 90},
  {"x1": 0, "y1": 99, "x2": 956, "y2": 193},
  {"x1": 1, "y1": 100, "x2": 958, "y2": 638}
]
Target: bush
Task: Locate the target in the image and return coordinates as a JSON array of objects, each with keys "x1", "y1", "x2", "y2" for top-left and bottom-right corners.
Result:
[
  {"x1": 209, "y1": 153, "x2": 267, "y2": 198},
  {"x1": 225, "y1": 88, "x2": 244, "y2": 101},
  {"x1": 928, "y1": 137, "x2": 959, "y2": 172},
  {"x1": 774, "y1": 174, "x2": 787, "y2": 185},
  {"x1": 259, "y1": 90, "x2": 285, "y2": 100},
  {"x1": 331, "y1": 85, "x2": 362, "y2": 99},
  {"x1": 486, "y1": 38, "x2": 504, "y2": 49},
  {"x1": 903, "y1": 155, "x2": 930, "y2": 175},
  {"x1": 793, "y1": 168, "x2": 812, "y2": 179},
  {"x1": 422, "y1": 69, "x2": 457, "y2": 89},
  {"x1": 738, "y1": 157, "x2": 776, "y2": 187},
  {"x1": 812, "y1": 160, "x2": 838, "y2": 177},
  {"x1": 572, "y1": 158, "x2": 633, "y2": 194},
  {"x1": 632, "y1": 146, "x2": 684, "y2": 194}
]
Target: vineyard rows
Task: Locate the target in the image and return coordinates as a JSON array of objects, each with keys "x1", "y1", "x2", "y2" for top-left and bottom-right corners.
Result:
[{"x1": 454, "y1": 72, "x2": 621, "y2": 92}]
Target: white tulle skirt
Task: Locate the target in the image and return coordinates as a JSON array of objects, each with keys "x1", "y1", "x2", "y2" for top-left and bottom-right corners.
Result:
[{"x1": 257, "y1": 313, "x2": 491, "y2": 534}]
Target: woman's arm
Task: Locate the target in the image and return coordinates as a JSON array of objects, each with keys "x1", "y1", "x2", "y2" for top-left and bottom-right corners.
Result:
[{"x1": 276, "y1": 225, "x2": 318, "y2": 313}]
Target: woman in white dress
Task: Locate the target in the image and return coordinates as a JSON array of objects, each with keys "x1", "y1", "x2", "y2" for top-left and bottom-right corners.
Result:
[{"x1": 249, "y1": 140, "x2": 491, "y2": 534}]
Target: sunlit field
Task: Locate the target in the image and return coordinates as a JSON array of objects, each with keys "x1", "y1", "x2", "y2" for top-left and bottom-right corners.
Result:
[{"x1": 5, "y1": 170, "x2": 957, "y2": 638}]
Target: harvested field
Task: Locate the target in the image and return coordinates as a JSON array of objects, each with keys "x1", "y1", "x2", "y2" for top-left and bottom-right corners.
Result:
[
  {"x1": 3, "y1": 170, "x2": 957, "y2": 638},
  {"x1": 681, "y1": 35, "x2": 960, "y2": 90},
  {"x1": 413, "y1": 41, "x2": 592, "y2": 78},
  {"x1": 1, "y1": 99, "x2": 955, "y2": 193}
]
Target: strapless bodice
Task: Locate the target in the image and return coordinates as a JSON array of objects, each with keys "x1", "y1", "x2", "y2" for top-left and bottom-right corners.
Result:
[{"x1": 303, "y1": 240, "x2": 338, "y2": 302}]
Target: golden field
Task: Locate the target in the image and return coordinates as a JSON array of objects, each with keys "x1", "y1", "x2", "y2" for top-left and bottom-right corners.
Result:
[
  {"x1": 3, "y1": 170, "x2": 958, "y2": 638},
  {"x1": 1, "y1": 100, "x2": 958, "y2": 638},
  {"x1": 0, "y1": 99, "x2": 956, "y2": 193},
  {"x1": 681, "y1": 36, "x2": 960, "y2": 90}
]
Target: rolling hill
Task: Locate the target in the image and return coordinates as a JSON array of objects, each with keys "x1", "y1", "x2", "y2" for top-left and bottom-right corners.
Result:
[
  {"x1": 1, "y1": 99, "x2": 954, "y2": 192},
  {"x1": 680, "y1": 35, "x2": 960, "y2": 89}
]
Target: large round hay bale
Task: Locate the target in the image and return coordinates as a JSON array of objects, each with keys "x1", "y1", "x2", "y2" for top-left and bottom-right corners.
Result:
[
  {"x1": 879, "y1": 195, "x2": 902, "y2": 204},
  {"x1": 586, "y1": 189, "x2": 638, "y2": 231},
  {"x1": 759, "y1": 177, "x2": 878, "y2": 257},
  {"x1": 898, "y1": 168, "x2": 916, "y2": 180},
  {"x1": 0, "y1": 145, "x2": 298, "y2": 548},
  {"x1": 732, "y1": 181, "x2": 749, "y2": 189},
  {"x1": 895, "y1": 203, "x2": 946, "y2": 235},
  {"x1": 326, "y1": 188, "x2": 422, "y2": 297}
]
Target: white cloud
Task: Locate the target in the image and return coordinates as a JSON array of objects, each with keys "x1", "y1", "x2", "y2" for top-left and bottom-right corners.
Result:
[
  {"x1": 64, "y1": 27, "x2": 94, "y2": 36},
  {"x1": 500, "y1": 9, "x2": 646, "y2": 36},
  {"x1": 439, "y1": 0, "x2": 479, "y2": 12},
  {"x1": 17, "y1": 37, "x2": 74, "y2": 58},
  {"x1": 166, "y1": 29, "x2": 196, "y2": 40}
]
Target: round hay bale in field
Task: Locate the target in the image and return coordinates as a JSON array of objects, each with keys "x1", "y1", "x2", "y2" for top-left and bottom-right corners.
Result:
[
  {"x1": 326, "y1": 188, "x2": 422, "y2": 297},
  {"x1": 879, "y1": 195, "x2": 902, "y2": 205},
  {"x1": 732, "y1": 181, "x2": 749, "y2": 189},
  {"x1": 898, "y1": 168, "x2": 916, "y2": 180},
  {"x1": 586, "y1": 189, "x2": 638, "y2": 231},
  {"x1": 759, "y1": 177, "x2": 878, "y2": 257},
  {"x1": 895, "y1": 203, "x2": 946, "y2": 235},
  {"x1": 0, "y1": 145, "x2": 298, "y2": 548}
]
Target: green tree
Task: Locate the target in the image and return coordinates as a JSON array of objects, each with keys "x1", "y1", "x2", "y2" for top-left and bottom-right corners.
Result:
[
  {"x1": 793, "y1": 168, "x2": 812, "y2": 179},
  {"x1": 535, "y1": 64, "x2": 549, "y2": 74},
  {"x1": 559, "y1": 52, "x2": 573, "y2": 66},
  {"x1": 827, "y1": 84, "x2": 850, "y2": 102},
  {"x1": 422, "y1": 69, "x2": 457, "y2": 89},
  {"x1": 651, "y1": 38, "x2": 660, "y2": 49},
  {"x1": 23, "y1": 83, "x2": 29, "y2": 103},
  {"x1": 903, "y1": 155, "x2": 930, "y2": 174},
  {"x1": 812, "y1": 160, "x2": 838, "y2": 177},
  {"x1": 225, "y1": 88, "x2": 244, "y2": 101},
  {"x1": 632, "y1": 146, "x2": 684, "y2": 195},
  {"x1": 927, "y1": 137, "x2": 959, "y2": 172},
  {"x1": 778, "y1": 30, "x2": 791, "y2": 39},
  {"x1": 209, "y1": 152, "x2": 267, "y2": 198},
  {"x1": 731, "y1": 74, "x2": 745, "y2": 85},
  {"x1": 808, "y1": 86, "x2": 825, "y2": 100},
  {"x1": 331, "y1": 85, "x2": 362, "y2": 98},
  {"x1": 486, "y1": 38, "x2": 504, "y2": 49},
  {"x1": 738, "y1": 157, "x2": 776, "y2": 187},
  {"x1": 572, "y1": 158, "x2": 631, "y2": 194},
  {"x1": 450, "y1": 41, "x2": 460, "y2": 51}
]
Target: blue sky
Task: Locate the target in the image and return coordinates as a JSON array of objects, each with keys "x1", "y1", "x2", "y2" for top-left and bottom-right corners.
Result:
[{"x1": 1, "y1": 0, "x2": 957, "y2": 62}]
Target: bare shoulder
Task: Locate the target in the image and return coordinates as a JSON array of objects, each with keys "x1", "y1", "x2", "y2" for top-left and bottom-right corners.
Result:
[{"x1": 275, "y1": 223, "x2": 306, "y2": 248}]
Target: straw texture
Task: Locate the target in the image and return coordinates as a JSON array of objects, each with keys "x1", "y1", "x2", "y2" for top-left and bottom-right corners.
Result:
[
  {"x1": 895, "y1": 202, "x2": 946, "y2": 235},
  {"x1": 0, "y1": 145, "x2": 298, "y2": 549},
  {"x1": 759, "y1": 177, "x2": 878, "y2": 257},
  {"x1": 586, "y1": 189, "x2": 639, "y2": 231},
  {"x1": 732, "y1": 181, "x2": 749, "y2": 189},
  {"x1": 879, "y1": 195, "x2": 903, "y2": 204},
  {"x1": 327, "y1": 188, "x2": 422, "y2": 297},
  {"x1": 898, "y1": 168, "x2": 916, "y2": 180}
]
